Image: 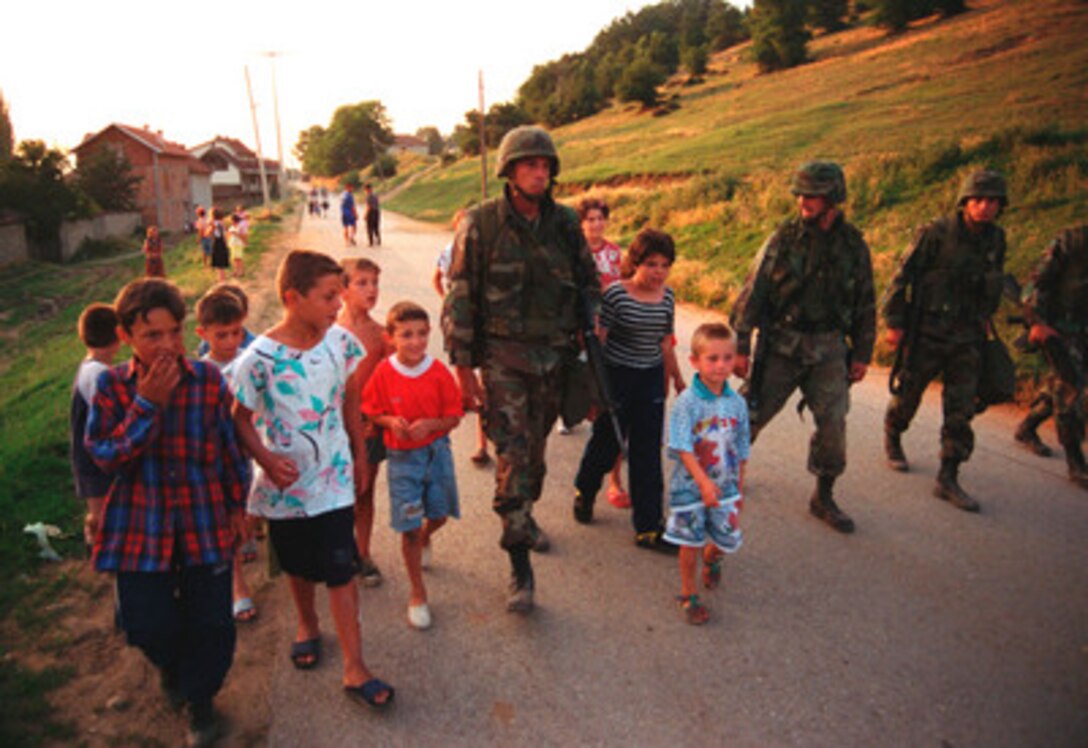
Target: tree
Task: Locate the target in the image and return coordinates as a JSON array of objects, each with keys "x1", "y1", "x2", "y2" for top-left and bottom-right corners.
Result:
[
  {"x1": 293, "y1": 102, "x2": 393, "y2": 177},
  {"x1": 0, "y1": 90, "x2": 12, "y2": 161},
  {"x1": 415, "y1": 126, "x2": 445, "y2": 156},
  {"x1": 809, "y1": 0, "x2": 850, "y2": 32},
  {"x1": 75, "y1": 148, "x2": 141, "y2": 211},
  {"x1": 749, "y1": 0, "x2": 810, "y2": 72},
  {"x1": 616, "y1": 58, "x2": 667, "y2": 108}
]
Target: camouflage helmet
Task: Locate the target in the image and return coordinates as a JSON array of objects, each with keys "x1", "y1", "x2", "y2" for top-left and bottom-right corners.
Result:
[
  {"x1": 956, "y1": 169, "x2": 1008, "y2": 208},
  {"x1": 496, "y1": 126, "x2": 560, "y2": 180},
  {"x1": 789, "y1": 161, "x2": 847, "y2": 204}
]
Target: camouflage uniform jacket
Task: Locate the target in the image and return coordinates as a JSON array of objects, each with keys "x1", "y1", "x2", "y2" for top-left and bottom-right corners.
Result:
[
  {"x1": 731, "y1": 213, "x2": 876, "y2": 364},
  {"x1": 882, "y1": 213, "x2": 1006, "y2": 344},
  {"x1": 1026, "y1": 225, "x2": 1088, "y2": 335},
  {"x1": 441, "y1": 187, "x2": 600, "y2": 375}
]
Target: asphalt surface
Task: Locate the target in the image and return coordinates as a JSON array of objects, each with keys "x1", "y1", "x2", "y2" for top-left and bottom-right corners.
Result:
[{"x1": 261, "y1": 207, "x2": 1087, "y2": 747}]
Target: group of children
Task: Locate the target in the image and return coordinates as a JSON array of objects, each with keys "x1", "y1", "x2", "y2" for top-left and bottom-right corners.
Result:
[{"x1": 69, "y1": 198, "x2": 754, "y2": 741}]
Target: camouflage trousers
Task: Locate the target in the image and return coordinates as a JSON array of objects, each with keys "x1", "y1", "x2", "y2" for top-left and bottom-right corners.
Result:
[
  {"x1": 748, "y1": 333, "x2": 850, "y2": 478},
  {"x1": 481, "y1": 361, "x2": 563, "y2": 551},
  {"x1": 1024, "y1": 335, "x2": 1086, "y2": 448},
  {"x1": 885, "y1": 333, "x2": 981, "y2": 462}
]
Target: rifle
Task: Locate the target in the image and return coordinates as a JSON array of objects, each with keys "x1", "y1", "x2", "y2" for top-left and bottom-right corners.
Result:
[{"x1": 1002, "y1": 274, "x2": 1081, "y2": 388}]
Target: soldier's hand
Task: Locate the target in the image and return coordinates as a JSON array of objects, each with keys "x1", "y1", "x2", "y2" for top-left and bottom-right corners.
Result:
[
  {"x1": 885, "y1": 328, "x2": 904, "y2": 349},
  {"x1": 1028, "y1": 323, "x2": 1058, "y2": 347},
  {"x1": 734, "y1": 355, "x2": 750, "y2": 379},
  {"x1": 848, "y1": 361, "x2": 868, "y2": 383}
]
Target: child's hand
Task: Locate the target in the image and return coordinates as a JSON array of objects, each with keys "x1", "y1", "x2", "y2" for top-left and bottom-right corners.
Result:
[
  {"x1": 263, "y1": 454, "x2": 300, "y2": 489},
  {"x1": 137, "y1": 354, "x2": 181, "y2": 406},
  {"x1": 698, "y1": 479, "x2": 722, "y2": 508},
  {"x1": 405, "y1": 419, "x2": 433, "y2": 442}
]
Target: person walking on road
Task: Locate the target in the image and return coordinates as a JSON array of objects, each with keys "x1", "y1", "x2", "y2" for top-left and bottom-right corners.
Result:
[
  {"x1": 882, "y1": 170, "x2": 1009, "y2": 512},
  {"x1": 730, "y1": 161, "x2": 876, "y2": 534},
  {"x1": 442, "y1": 126, "x2": 600, "y2": 614},
  {"x1": 1013, "y1": 224, "x2": 1088, "y2": 489}
]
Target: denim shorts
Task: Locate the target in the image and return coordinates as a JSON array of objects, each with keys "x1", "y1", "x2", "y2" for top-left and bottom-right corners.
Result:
[
  {"x1": 386, "y1": 435, "x2": 460, "y2": 533},
  {"x1": 664, "y1": 494, "x2": 744, "y2": 553}
]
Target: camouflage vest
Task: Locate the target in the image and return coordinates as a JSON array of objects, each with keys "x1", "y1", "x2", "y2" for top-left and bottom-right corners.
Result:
[
  {"x1": 915, "y1": 215, "x2": 1005, "y2": 326},
  {"x1": 764, "y1": 218, "x2": 866, "y2": 334},
  {"x1": 473, "y1": 197, "x2": 581, "y2": 344}
]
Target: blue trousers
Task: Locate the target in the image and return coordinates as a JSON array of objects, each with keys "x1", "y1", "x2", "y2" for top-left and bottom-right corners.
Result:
[
  {"x1": 115, "y1": 562, "x2": 235, "y2": 707},
  {"x1": 575, "y1": 363, "x2": 665, "y2": 535}
]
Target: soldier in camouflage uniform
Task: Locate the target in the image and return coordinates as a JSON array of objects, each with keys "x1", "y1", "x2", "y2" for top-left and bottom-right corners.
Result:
[
  {"x1": 441, "y1": 126, "x2": 600, "y2": 613},
  {"x1": 882, "y1": 170, "x2": 1009, "y2": 512},
  {"x1": 1014, "y1": 224, "x2": 1088, "y2": 489},
  {"x1": 731, "y1": 161, "x2": 876, "y2": 534}
]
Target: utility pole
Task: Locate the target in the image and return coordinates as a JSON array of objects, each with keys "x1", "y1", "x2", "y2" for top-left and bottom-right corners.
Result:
[
  {"x1": 261, "y1": 51, "x2": 286, "y2": 194},
  {"x1": 244, "y1": 65, "x2": 271, "y2": 208},
  {"x1": 478, "y1": 70, "x2": 487, "y2": 200}
]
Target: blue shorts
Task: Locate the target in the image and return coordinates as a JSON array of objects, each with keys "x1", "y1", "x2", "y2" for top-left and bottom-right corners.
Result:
[
  {"x1": 386, "y1": 436, "x2": 459, "y2": 533},
  {"x1": 664, "y1": 494, "x2": 744, "y2": 553}
]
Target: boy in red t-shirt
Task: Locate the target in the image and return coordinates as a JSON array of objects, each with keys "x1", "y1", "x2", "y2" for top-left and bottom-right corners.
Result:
[{"x1": 362, "y1": 301, "x2": 462, "y2": 630}]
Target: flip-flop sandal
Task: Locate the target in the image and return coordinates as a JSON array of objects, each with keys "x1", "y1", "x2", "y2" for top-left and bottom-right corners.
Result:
[
  {"x1": 344, "y1": 678, "x2": 395, "y2": 710},
  {"x1": 677, "y1": 594, "x2": 710, "y2": 625},
  {"x1": 289, "y1": 637, "x2": 320, "y2": 670},
  {"x1": 233, "y1": 597, "x2": 257, "y2": 623}
]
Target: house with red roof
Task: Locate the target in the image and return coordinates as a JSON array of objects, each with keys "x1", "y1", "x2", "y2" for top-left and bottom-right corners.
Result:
[
  {"x1": 190, "y1": 136, "x2": 280, "y2": 205},
  {"x1": 72, "y1": 124, "x2": 210, "y2": 233}
]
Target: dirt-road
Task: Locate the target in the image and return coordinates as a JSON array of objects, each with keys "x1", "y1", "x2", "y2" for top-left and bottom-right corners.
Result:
[{"x1": 239, "y1": 207, "x2": 1087, "y2": 747}]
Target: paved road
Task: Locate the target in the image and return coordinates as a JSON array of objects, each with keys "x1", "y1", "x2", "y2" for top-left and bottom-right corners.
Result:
[{"x1": 262, "y1": 207, "x2": 1088, "y2": 746}]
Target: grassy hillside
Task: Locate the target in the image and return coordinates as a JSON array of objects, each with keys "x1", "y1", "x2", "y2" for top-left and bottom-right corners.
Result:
[{"x1": 388, "y1": 0, "x2": 1087, "y2": 357}]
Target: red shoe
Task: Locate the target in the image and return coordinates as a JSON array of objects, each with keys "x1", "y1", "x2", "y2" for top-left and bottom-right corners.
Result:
[{"x1": 607, "y1": 487, "x2": 630, "y2": 508}]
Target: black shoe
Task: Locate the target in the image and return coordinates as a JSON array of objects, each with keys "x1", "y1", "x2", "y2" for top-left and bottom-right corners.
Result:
[
  {"x1": 573, "y1": 491, "x2": 594, "y2": 525},
  {"x1": 935, "y1": 461, "x2": 980, "y2": 513},
  {"x1": 884, "y1": 431, "x2": 908, "y2": 472},
  {"x1": 808, "y1": 496, "x2": 856, "y2": 533},
  {"x1": 1015, "y1": 424, "x2": 1053, "y2": 457},
  {"x1": 634, "y1": 530, "x2": 679, "y2": 555}
]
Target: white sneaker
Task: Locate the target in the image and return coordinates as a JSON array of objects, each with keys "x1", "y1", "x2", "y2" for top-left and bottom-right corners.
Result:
[
  {"x1": 421, "y1": 543, "x2": 432, "y2": 570},
  {"x1": 407, "y1": 603, "x2": 432, "y2": 630}
]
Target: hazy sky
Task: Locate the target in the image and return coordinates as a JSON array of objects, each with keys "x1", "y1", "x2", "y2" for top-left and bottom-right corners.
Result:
[{"x1": 2, "y1": 0, "x2": 748, "y2": 166}]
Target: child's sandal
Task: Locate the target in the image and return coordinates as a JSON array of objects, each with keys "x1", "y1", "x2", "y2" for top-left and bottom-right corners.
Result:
[
  {"x1": 676, "y1": 594, "x2": 710, "y2": 625},
  {"x1": 703, "y1": 558, "x2": 722, "y2": 590}
]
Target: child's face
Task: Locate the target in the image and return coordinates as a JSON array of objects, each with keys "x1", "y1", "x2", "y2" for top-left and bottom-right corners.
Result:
[
  {"x1": 198, "y1": 320, "x2": 246, "y2": 363},
  {"x1": 390, "y1": 319, "x2": 430, "y2": 367},
  {"x1": 119, "y1": 308, "x2": 185, "y2": 367},
  {"x1": 288, "y1": 274, "x2": 343, "y2": 332},
  {"x1": 342, "y1": 269, "x2": 379, "y2": 314},
  {"x1": 691, "y1": 337, "x2": 736, "y2": 392},
  {"x1": 631, "y1": 252, "x2": 672, "y2": 291}
]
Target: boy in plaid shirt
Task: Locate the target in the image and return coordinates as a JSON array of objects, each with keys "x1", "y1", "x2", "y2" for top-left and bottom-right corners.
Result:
[{"x1": 87, "y1": 278, "x2": 249, "y2": 745}]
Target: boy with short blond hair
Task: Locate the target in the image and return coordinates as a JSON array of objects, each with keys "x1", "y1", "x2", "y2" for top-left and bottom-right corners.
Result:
[
  {"x1": 71, "y1": 303, "x2": 121, "y2": 548},
  {"x1": 363, "y1": 301, "x2": 463, "y2": 630},
  {"x1": 338, "y1": 257, "x2": 392, "y2": 587},
  {"x1": 231, "y1": 249, "x2": 394, "y2": 710},
  {"x1": 664, "y1": 322, "x2": 750, "y2": 625},
  {"x1": 86, "y1": 278, "x2": 249, "y2": 744}
]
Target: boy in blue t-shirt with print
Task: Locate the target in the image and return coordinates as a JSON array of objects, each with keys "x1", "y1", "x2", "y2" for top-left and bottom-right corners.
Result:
[{"x1": 664, "y1": 322, "x2": 750, "y2": 625}]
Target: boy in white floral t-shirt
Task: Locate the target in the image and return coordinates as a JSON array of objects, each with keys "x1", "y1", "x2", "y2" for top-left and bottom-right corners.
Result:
[{"x1": 231, "y1": 250, "x2": 394, "y2": 710}]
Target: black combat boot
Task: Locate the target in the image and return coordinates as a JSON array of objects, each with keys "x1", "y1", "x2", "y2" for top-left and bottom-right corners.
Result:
[
  {"x1": 573, "y1": 490, "x2": 594, "y2": 525},
  {"x1": 1061, "y1": 442, "x2": 1088, "y2": 490},
  {"x1": 1014, "y1": 415, "x2": 1053, "y2": 457},
  {"x1": 506, "y1": 547, "x2": 535, "y2": 614},
  {"x1": 808, "y1": 475, "x2": 855, "y2": 533},
  {"x1": 934, "y1": 459, "x2": 980, "y2": 512},
  {"x1": 884, "y1": 429, "x2": 909, "y2": 472}
]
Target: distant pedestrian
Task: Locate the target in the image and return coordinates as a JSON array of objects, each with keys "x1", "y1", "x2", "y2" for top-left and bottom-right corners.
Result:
[
  {"x1": 363, "y1": 301, "x2": 463, "y2": 631},
  {"x1": 142, "y1": 226, "x2": 165, "y2": 277},
  {"x1": 664, "y1": 323, "x2": 749, "y2": 625},
  {"x1": 341, "y1": 186, "x2": 359, "y2": 247},
  {"x1": 364, "y1": 183, "x2": 381, "y2": 247},
  {"x1": 86, "y1": 278, "x2": 249, "y2": 745},
  {"x1": 230, "y1": 250, "x2": 394, "y2": 711},
  {"x1": 70, "y1": 303, "x2": 121, "y2": 550}
]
